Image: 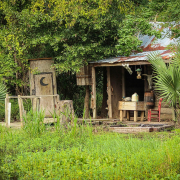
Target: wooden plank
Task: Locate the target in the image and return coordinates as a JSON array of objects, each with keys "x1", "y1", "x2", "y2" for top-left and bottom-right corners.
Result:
[
  {"x1": 9, "y1": 94, "x2": 59, "y2": 98},
  {"x1": 34, "y1": 73, "x2": 54, "y2": 117},
  {"x1": 77, "y1": 118, "x2": 118, "y2": 121},
  {"x1": 122, "y1": 68, "x2": 126, "y2": 118},
  {"x1": 119, "y1": 101, "x2": 136, "y2": 110},
  {"x1": 33, "y1": 97, "x2": 37, "y2": 112},
  {"x1": 107, "y1": 67, "x2": 112, "y2": 118},
  {"x1": 76, "y1": 65, "x2": 92, "y2": 86},
  {"x1": 7, "y1": 103, "x2": 11, "y2": 127},
  {"x1": 122, "y1": 67, "x2": 125, "y2": 97},
  {"x1": 81, "y1": 78, "x2": 85, "y2": 85},
  {"x1": 136, "y1": 102, "x2": 146, "y2": 110},
  {"x1": 110, "y1": 127, "x2": 152, "y2": 133},
  {"x1": 110, "y1": 66, "x2": 123, "y2": 118},
  {"x1": 93, "y1": 60, "x2": 171, "y2": 67},
  {"x1": 160, "y1": 114, "x2": 172, "y2": 120},
  {"x1": 119, "y1": 101, "x2": 145, "y2": 111},
  {"x1": 92, "y1": 66, "x2": 97, "y2": 119},
  {"x1": 154, "y1": 101, "x2": 170, "y2": 108}
]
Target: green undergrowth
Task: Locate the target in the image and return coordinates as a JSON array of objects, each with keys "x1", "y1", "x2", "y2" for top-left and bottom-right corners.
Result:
[{"x1": 0, "y1": 112, "x2": 180, "y2": 179}]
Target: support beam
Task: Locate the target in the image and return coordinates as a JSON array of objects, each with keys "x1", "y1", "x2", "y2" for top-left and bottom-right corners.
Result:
[
  {"x1": 107, "y1": 67, "x2": 112, "y2": 119},
  {"x1": 122, "y1": 67, "x2": 126, "y2": 118},
  {"x1": 91, "y1": 66, "x2": 97, "y2": 119},
  {"x1": 18, "y1": 95, "x2": 23, "y2": 127}
]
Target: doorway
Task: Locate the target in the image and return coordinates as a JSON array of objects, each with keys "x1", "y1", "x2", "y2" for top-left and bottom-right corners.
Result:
[{"x1": 125, "y1": 66, "x2": 144, "y2": 101}]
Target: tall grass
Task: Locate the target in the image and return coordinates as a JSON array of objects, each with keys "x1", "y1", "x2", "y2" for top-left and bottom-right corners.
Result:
[
  {"x1": 23, "y1": 109, "x2": 46, "y2": 137},
  {"x1": 0, "y1": 112, "x2": 180, "y2": 179}
]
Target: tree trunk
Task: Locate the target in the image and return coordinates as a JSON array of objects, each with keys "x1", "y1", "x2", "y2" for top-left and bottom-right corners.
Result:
[
  {"x1": 101, "y1": 67, "x2": 108, "y2": 117},
  {"x1": 84, "y1": 85, "x2": 90, "y2": 119}
]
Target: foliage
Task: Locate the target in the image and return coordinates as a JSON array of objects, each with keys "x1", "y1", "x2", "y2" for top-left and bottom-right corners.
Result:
[
  {"x1": 0, "y1": 0, "x2": 134, "y2": 95},
  {"x1": 23, "y1": 109, "x2": 46, "y2": 137},
  {"x1": 0, "y1": 121, "x2": 180, "y2": 179},
  {"x1": 0, "y1": 83, "x2": 7, "y2": 107},
  {"x1": 148, "y1": 46, "x2": 180, "y2": 121},
  {"x1": 116, "y1": 15, "x2": 161, "y2": 56}
]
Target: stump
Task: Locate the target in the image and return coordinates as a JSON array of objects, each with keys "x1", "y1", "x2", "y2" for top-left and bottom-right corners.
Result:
[{"x1": 57, "y1": 100, "x2": 75, "y2": 124}]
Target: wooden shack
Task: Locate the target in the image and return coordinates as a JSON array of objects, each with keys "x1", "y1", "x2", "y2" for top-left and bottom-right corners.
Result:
[
  {"x1": 28, "y1": 58, "x2": 75, "y2": 120},
  {"x1": 76, "y1": 26, "x2": 178, "y2": 121},
  {"x1": 29, "y1": 58, "x2": 57, "y2": 117},
  {"x1": 88, "y1": 56, "x2": 172, "y2": 121}
]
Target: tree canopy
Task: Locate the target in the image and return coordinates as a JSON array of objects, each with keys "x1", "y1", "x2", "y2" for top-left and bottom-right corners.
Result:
[{"x1": 0, "y1": 0, "x2": 180, "y2": 94}]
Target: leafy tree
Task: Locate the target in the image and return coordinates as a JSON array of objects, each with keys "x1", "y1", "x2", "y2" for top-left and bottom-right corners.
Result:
[
  {"x1": 115, "y1": 15, "x2": 161, "y2": 56},
  {"x1": 0, "y1": 0, "x2": 134, "y2": 95}
]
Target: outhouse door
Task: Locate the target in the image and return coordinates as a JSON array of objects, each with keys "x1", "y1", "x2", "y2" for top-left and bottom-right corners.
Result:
[{"x1": 33, "y1": 72, "x2": 55, "y2": 117}]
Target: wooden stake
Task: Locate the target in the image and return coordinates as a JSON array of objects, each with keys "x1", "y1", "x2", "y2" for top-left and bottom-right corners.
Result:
[
  {"x1": 33, "y1": 97, "x2": 37, "y2": 112},
  {"x1": 7, "y1": 103, "x2": 11, "y2": 127},
  {"x1": 18, "y1": 95, "x2": 23, "y2": 127},
  {"x1": 5, "y1": 94, "x2": 9, "y2": 127}
]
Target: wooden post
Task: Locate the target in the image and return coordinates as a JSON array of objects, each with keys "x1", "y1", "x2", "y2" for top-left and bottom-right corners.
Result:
[
  {"x1": 84, "y1": 85, "x2": 90, "y2": 119},
  {"x1": 127, "y1": 111, "x2": 130, "y2": 120},
  {"x1": 7, "y1": 103, "x2": 11, "y2": 127},
  {"x1": 92, "y1": 66, "x2": 97, "y2": 119},
  {"x1": 134, "y1": 111, "x2": 138, "y2": 122},
  {"x1": 18, "y1": 95, "x2": 23, "y2": 127},
  {"x1": 107, "y1": 67, "x2": 112, "y2": 119},
  {"x1": 120, "y1": 110, "x2": 123, "y2": 122},
  {"x1": 140, "y1": 111, "x2": 144, "y2": 121},
  {"x1": 33, "y1": 97, "x2": 37, "y2": 112},
  {"x1": 5, "y1": 94, "x2": 9, "y2": 127},
  {"x1": 122, "y1": 67, "x2": 126, "y2": 118},
  {"x1": 122, "y1": 67, "x2": 125, "y2": 98}
]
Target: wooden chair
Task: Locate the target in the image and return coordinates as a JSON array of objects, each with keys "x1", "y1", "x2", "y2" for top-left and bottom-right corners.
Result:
[{"x1": 148, "y1": 98, "x2": 163, "y2": 122}]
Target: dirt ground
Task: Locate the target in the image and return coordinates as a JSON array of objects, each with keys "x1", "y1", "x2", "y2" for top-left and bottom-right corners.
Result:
[{"x1": 0, "y1": 118, "x2": 175, "y2": 129}]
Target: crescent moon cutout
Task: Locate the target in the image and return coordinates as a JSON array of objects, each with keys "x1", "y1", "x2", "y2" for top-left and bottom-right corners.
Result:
[{"x1": 40, "y1": 77, "x2": 49, "y2": 86}]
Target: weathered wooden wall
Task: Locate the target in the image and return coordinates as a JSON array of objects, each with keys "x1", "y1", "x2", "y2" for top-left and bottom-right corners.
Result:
[
  {"x1": 110, "y1": 66, "x2": 123, "y2": 118},
  {"x1": 76, "y1": 65, "x2": 92, "y2": 85},
  {"x1": 29, "y1": 58, "x2": 57, "y2": 117}
]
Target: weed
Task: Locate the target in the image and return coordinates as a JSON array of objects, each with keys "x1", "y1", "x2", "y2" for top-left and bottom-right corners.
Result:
[{"x1": 0, "y1": 115, "x2": 180, "y2": 179}]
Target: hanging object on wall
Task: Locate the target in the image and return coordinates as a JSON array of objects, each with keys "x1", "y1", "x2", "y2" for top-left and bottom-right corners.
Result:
[
  {"x1": 122, "y1": 64, "x2": 133, "y2": 75},
  {"x1": 135, "y1": 68, "x2": 142, "y2": 79}
]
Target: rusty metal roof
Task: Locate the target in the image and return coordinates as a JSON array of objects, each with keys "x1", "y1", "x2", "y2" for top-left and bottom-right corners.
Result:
[
  {"x1": 91, "y1": 50, "x2": 174, "y2": 64},
  {"x1": 90, "y1": 23, "x2": 179, "y2": 64}
]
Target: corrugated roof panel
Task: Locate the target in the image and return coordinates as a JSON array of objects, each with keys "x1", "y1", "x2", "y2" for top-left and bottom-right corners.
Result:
[
  {"x1": 91, "y1": 50, "x2": 174, "y2": 64},
  {"x1": 90, "y1": 22, "x2": 178, "y2": 64}
]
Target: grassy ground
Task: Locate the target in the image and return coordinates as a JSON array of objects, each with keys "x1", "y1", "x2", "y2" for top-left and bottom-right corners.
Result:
[{"x1": 0, "y1": 111, "x2": 180, "y2": 179}]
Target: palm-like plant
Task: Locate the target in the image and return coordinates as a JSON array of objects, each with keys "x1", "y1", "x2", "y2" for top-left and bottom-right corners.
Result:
[
  {"x1": 0, "y1": 83, "x2": 7, "y2": 107},
  {"x1": 148, "y1": 48, "x2": 180, "y2": 123}
]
